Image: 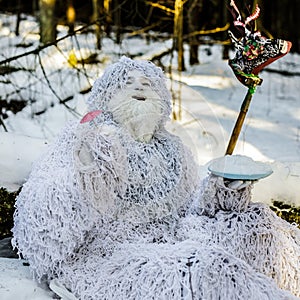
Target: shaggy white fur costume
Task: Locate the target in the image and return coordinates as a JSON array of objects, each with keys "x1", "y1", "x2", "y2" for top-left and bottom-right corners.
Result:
[
  {"x1": 183, "y1": 175, "x2": 300, "y2": 298},
  {"x1": 12, "y1": 57, "x2": 299, "y2": 299}
]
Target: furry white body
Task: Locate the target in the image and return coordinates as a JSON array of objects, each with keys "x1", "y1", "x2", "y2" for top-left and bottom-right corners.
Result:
[{"x1": 12, "y1": 57, "x2": 300, "y2": 299}]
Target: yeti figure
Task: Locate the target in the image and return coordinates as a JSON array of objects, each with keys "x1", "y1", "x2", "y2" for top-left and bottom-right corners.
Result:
[
  {"x1": 12, "y1": 56, "x2": 199, "y2": 287},
  {"x1": 12, "y1": 57, "x2": 298, "y2": 300}
]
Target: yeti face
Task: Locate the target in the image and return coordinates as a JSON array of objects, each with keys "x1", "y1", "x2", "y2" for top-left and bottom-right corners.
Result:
[{"x1": 107, "y1": 70, "x2": 164, "y2": 143}]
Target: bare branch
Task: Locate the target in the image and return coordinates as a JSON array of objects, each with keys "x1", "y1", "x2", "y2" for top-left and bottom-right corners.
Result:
[
  {"x1": 186, "y1": 23, "x2": 230, "y2": 39},
  {"x1": 128, "y1": 21, "x2": 163, "y2": 37},
  {"x1": 0, "y1": 20, "x2": 102, "y2": 66},
  {"x1": 37, "y1": 53, "x2": 81, "y2": 118},
  {"x1": 145, "y1": 2, "x2": 175, "y2": 14}
]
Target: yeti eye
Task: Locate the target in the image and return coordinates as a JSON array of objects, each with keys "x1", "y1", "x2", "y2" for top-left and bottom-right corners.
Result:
[
  {"x1": 141, "y1": 80, "x2": 151, "y2": 86},
  {"x1": 126, "y1": 77, "x2": 134, "y2": 85}
]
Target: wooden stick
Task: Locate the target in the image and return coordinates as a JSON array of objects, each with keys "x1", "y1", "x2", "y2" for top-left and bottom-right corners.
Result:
[{"x1": 225, "y1": 89, "x2": 253, "y2": 155}]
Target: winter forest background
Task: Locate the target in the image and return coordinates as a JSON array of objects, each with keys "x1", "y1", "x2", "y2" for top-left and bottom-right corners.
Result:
[{"x1": 0, "y1": 0, "x2": 300, "y2": 239}]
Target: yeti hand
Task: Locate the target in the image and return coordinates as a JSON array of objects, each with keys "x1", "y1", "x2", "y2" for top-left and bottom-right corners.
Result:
[
  {"x1": 74, "y1": 141, "x2": 98, "y2": 172},
  {"x1": 77, "y1": 142, "x2": 94, "y2": 166},
  {"x1": 99, "y1": 124, "x2": 119, "y2": 137},
  {"x1": 216, "y1": 176, "x2": 254, "y2": 190},
  {"x1": 74, "y1": 123, "x2": 124, "y2": 172},
  {"x1": 226, "y1": 180, "x2": 253, "y2": 190}
]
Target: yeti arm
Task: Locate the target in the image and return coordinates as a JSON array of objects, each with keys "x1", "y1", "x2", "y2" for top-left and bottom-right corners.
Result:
[
  {"x1": 73, "y1": 123, "x2": 128, "y2": 214},
  {"x1": 74, "y1": 123, "x2": 123, "y2": 171},
  {"x1": 12, "y1": 122, "x2": 98, "y2": 281}
]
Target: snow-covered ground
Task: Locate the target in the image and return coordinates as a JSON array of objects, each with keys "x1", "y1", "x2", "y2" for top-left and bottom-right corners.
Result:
[
  {"x1": 0, "y1": 13, "x2": 300, "y2": 299},
  {"x1": 0, "y1": 258, "x2": 55, "y2": 299}
]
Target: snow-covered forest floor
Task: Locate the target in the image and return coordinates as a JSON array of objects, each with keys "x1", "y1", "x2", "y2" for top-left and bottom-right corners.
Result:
[{"x1": 0, "y1": 12, "x2": 300, "y2": 299}]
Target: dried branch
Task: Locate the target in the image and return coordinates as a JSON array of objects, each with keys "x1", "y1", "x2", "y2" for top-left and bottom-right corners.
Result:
[
  {"x1": 128, "y1": 21, "x2": 163, "y2": 37},
  {"x1": 0, "y1": 20, "x2": 101, "y2": 66},
  {"x1": 186, "y1": 23, "x2": 230, "y2": 38},
  {"x1": 37, "y1": 53, "x2": 81, "y2": 118},
  {"x1": 145, "y1": 1, "x2": 175, "y2": 14}
]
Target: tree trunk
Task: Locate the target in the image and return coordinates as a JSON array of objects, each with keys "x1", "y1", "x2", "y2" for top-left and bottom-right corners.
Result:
[
  {"x1": 189, "y1": 45, "x2": 199, "y2": 65},
  {"x1": 113, "y1": 0, "x2": 122, "y2": 44},
  {"x1": 187, "y1": 0, "x2": 203, "y2": 65},
  {"x1": 173, "y1": 0, "x2": 185, "y2": 71},
  {"x1": 39, "y1": 0, "x2": 57, "y2": 44},
  {"x1": 92, "y1": 0, "x2": 102, "y2": 49},
  {"x1": 32, "y1": 0, "x2": 38, "y2": 13},
  {"x1": 221, "y1": 0, "x2": 230, "y2": 59},
  {"x1": 15, "y1": 0, "x2": 22, "y2": 36},
  {"x1": 104, "y1": 0, "x2": 112, "y2": 36},
  {"x1": 66, "y1": 0, "x2": 76, "y2": 34}
]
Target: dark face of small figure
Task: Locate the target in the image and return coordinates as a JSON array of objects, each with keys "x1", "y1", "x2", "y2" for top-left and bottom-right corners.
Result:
[{"x1": 107, "y1": 70, "x2": 164, "y2": 142}]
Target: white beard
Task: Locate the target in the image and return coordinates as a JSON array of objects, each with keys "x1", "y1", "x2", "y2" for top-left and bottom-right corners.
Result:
[
  {"x1": 107, "y1": 70, "x2": 166, "y2": 143},
  {"x1": 111, "y1": 98, "x2": 163, "y2": 143}
]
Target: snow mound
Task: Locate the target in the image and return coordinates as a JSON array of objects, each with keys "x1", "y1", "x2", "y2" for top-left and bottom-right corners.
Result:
[
  {"x1": 0, "y1": 133, "x2": 48, "y2": 191},
  {"x1": 0, "y1": 258, "x2": 53, "y2": 300}
]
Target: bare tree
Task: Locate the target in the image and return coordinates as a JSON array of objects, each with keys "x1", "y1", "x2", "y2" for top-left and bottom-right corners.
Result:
[
  {"x1": 112, "y1": 0, "x2": 122, "y2": 44},
  {"x1": 147, "y1": 0, "x2": 185, "y2": 71},
  {"x1": 187, "y1": 0, "x2": 203, "y2": 65},
  {"x1": 66, "y1": 0, "x2": 76, "y2": 34},
  {"x1": 221, "y1": 0, "x2": 230, "y2": 59},
  {"x1": 15, "y1": 0, "x2": 22, "y2": 36},
  {"x1": 103, "y1": 0, "x2": 113, "y2": 36},
  {"x1": 173, "y1": 0, "x2": 185, "y2": 71},
  {"x1": 39, "y1": 0, "x2": 57, "y2": 44},
  {"x1": 92, "y1": 0, "x2": 102, "y2": 49}
]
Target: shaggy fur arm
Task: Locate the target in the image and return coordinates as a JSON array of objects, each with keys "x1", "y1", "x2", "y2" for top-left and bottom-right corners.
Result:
[{"x1": 12, "y1": 122, "x2": 97, "y2": 281}]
